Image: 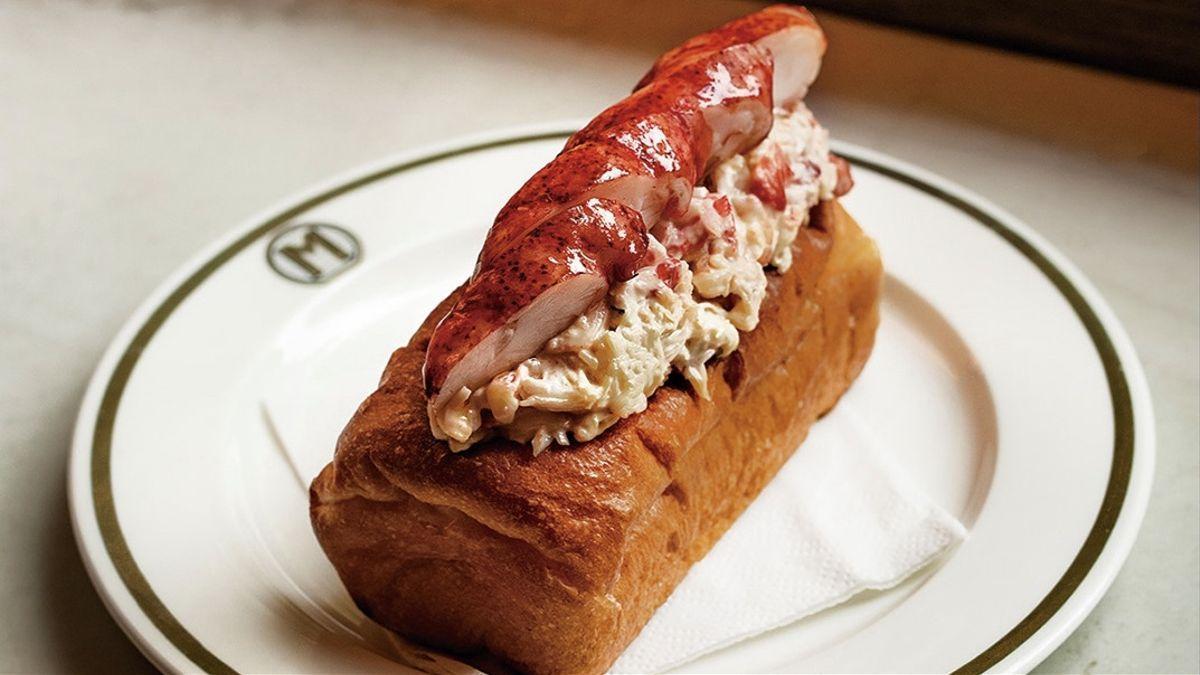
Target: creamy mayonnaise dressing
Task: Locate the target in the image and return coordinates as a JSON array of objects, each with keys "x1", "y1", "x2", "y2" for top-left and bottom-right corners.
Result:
[{"x1": 434, "y1": 103, "x2": 838, "y2": 453}]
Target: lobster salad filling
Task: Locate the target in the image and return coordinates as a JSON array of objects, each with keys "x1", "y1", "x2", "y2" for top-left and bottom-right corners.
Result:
[{"x1": 433, "y1": 103, "x2": 840, "y2": 453}]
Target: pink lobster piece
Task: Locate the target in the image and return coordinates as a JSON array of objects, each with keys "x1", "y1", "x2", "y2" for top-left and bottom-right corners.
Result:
[
  {"x1": 425, "y1": 198, "x2": 648, "y2": 403},
  {"x1": 570, "y1": 43, "x2": 774, "y2": 177},
  {"x1": 636, "y1": 4, "x2": 826, "y2": 105}
]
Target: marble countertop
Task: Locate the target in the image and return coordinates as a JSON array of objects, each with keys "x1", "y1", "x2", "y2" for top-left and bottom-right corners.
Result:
[{"x1": 1, "y1": 1, "x2": 1195, "y2": 672}]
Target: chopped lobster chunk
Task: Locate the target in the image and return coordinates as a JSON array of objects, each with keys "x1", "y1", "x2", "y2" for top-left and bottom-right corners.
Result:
[{"x1": 748, "y1": 142, "x2": 793, "y2": 211}]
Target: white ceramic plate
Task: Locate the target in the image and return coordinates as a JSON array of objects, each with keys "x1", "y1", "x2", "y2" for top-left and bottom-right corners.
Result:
[{"x1": 69, "y1": 124, "x2": 1154, "y2": 674}]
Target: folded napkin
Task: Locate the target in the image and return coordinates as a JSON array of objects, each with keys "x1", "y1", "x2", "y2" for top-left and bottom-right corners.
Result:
[
  {"x1": 612, "y1": 406, "x2": 966, "y2": 672},
  {"x1": 263, "y1": 304, "x2": 965, "y2": 673}
]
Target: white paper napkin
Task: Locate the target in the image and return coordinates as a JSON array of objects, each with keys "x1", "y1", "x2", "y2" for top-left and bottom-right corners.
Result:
[
  {"x1": 612, "y1": 407, "x2": 966, "y2": 672},
  {"x1": 262, "y1": 313, "x2": 966, "y2": 673}
]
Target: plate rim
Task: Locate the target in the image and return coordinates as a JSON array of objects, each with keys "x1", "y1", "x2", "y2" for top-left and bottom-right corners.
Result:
[{"x1": 67, "y1": 122, "x2": 1156, "y2": 674}]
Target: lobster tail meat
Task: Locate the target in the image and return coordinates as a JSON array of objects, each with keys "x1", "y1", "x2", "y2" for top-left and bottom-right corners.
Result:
[
  {"x1": 573, "y1": 43, "x2": 774, "y2": 173},
  {"x1": 478, "y1": 134, "x2": 691, "y2": 264},
  {"x1": 636, "y1": 4, "x2": 825, "y2": 105},
  {"x1": 425, "y1": 198, "x2": 648, "y2": 441}
]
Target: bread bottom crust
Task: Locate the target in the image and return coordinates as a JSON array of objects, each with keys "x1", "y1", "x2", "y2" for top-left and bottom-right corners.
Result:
[{"x1": 311, "y1": 201, "x2": 882, "y2": 674}]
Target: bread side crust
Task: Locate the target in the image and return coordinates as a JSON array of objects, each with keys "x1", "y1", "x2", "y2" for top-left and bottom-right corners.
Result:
[{"x1": 310, "y1": 200, "x2": 882, "y2": 674}]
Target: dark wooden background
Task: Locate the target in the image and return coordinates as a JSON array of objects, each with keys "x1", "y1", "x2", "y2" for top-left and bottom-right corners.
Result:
[{"x1": 796, "y1": 0, "x2": 1200, "y2": 88}]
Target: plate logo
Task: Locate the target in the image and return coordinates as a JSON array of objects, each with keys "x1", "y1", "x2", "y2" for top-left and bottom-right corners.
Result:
[{"x1": 266, "y1": 223, "x2": 360, "y2": 284}]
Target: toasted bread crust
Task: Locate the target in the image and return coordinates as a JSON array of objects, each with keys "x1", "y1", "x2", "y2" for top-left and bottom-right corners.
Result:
[{"x1": 310, "y1": 200, "x2": 881, "y2": 674}]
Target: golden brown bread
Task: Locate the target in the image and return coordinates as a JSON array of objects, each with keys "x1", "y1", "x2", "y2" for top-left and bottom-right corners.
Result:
[{"x1": 310, "y1": 200, "x2": 882, "y2": 674}]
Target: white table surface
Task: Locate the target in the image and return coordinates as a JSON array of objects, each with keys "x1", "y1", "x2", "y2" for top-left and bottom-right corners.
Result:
[{"x1": 1, "y1": 1, "x2": 1196, "y2": 673}]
